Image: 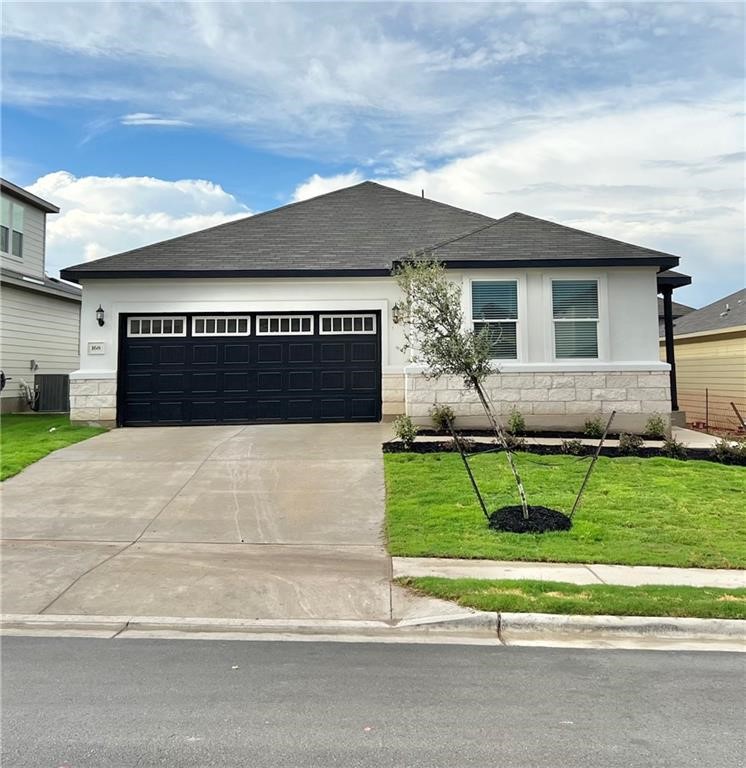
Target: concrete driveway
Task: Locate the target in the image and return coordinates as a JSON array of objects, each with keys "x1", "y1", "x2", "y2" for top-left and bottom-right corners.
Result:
[{"x1": 1, "y1": 423, "x2": 441, "y2": 622}]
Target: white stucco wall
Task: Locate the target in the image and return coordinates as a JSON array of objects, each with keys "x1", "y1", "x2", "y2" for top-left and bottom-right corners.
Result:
[{"x1": 71, "y1": 267, "x2": 668, "y2": 429}]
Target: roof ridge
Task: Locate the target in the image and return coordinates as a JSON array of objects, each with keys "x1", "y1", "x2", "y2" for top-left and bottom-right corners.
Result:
[{"x1": 421, "y1": 212, "x2": 522, "y2": 255}]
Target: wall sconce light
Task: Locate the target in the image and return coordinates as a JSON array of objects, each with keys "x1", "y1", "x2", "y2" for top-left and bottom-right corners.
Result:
[
  {"x1": 96, "y1": 305, "x2": 105, "y2": 327},
  {"x1": 392, "y1": 302, "x2": 405, "y2": 325}
]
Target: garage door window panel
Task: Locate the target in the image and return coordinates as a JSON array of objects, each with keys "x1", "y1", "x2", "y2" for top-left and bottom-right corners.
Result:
[
  {"x1": 192, "y1": 316, "x2": 250, "y2": 337},
  {"x1": 128, "y1": 317, "x2": 186, "y2": 337},
  {"x1": 257, "y1": 315, "x2": 314, "y2": 335}
]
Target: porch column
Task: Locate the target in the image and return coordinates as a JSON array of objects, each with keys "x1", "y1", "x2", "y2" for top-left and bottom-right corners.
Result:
[{"x1": 661, "y1": 286, "x2": 678, "y2": 411}]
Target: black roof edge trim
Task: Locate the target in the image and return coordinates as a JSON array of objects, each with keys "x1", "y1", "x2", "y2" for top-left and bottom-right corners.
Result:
[
  {"x1": 394, "y1": 257, "x2": 680, "y2": 270},
  {"x1": 656, "y1": 273, "x2": 692, "y2": 289},
  {"x1": 60, "y1": 268, "x2": 394, "y2": 282}
]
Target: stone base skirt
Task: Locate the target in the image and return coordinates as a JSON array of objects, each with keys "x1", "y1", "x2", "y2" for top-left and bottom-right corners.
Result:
[
  {"x1": 69, "y1": 378, "x2": 117, "y2": 426},
  {"x1": 404, "y1": 371, "x2": 671, "y2": 434}
]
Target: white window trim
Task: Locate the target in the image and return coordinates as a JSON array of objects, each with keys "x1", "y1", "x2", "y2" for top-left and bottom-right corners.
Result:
[
  {"x1": 256, "y1": 314, "x2": 315, "y2": 336},
  {"x1": 127, "y1": 316, "x2": 187, "y2": 338},
  {"x1": 466, "y1": 276, "x2": 526, "y2": 362},
  {"x1": 192, "y1": 315, "x2": 251, "y2": 337},
  {"x1": 319, "y1": 313, "x2": 377, "y2": 335},
  {"x1": 544, "y1": 273, "x2": 609, "y2": 362}
]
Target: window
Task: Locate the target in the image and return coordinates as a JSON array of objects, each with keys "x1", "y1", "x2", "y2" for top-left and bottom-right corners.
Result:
[
  {"x1": 1, "y1": 197, "x2": 23, "y2": 259},
  {"x1": 552, "y1": 280, "x2": 599, "y2": 358},
  {"x1": 256, "y1": 315, "x2": 314, "y2": 335},
  {"x1": 128, "y1": 316, "x2": 186, "y2": 337},
  {"x1": 192, "y1": 316, "x2": 250, "y2": 336},
  {"x1": 471, "y1": 281, "x2": 518, "y2": 359},
  {"x1": 319, "y1": 314, "x2": 376, "y2": 334}
]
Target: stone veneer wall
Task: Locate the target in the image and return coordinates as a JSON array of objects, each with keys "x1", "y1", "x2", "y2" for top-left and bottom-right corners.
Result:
[
  {"x1": 405, "y1": 371, "x2": 671, "y2": 433},
  {"x1": 70, "y1": 378, "x2": 117, "y2": 425},
  {"x1": 382, "y1": 373, "x2": 405, "y2": 417}
]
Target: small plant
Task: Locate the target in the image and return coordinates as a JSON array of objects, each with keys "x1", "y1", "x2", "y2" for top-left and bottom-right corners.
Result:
[
  {"x1": 507, "y1": 407, "x2": 526, "y2": 435},
  {"x1": 644, "y1": 413, "x2": 667, "y2": 440},
  {"x1": 430, "y1": 403, "x2": 455, "y2": 432},
  {"x1": 503, "y1": 433, "x2": 527, "y2": 451},
  {"x1": 618, "y1": 432, "x2": 644, "y2": 456},
  {"x1": 560, "y1": 438, "x2": 586, "y2": 456},
  {"x1": 583, "y1": 417, "x2": 604, "y2": 439},
  {"x1": 710, "y1": 438, "x2": 746, "y2": 466},
  {"x1": 393, "y1": 415, "x2": 419, "y2": 449},
  {"x1": 661, "y1": 436, "x2": 688, "y2": 460}
]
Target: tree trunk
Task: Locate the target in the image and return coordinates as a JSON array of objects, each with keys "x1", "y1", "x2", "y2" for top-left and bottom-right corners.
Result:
[{"x1": 472, "y1": 379, "x2": 530, "y2": 520}]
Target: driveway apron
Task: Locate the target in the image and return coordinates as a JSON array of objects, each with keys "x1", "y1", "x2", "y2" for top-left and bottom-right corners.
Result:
[{"x1": 0, "y1": 423, "x2": 403, "y2": 621}]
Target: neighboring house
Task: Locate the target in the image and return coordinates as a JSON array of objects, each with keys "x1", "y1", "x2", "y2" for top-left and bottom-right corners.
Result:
[
  {"x1": 657, "y1": 296, "x2": 694, "y2": 336},
  {"x1": 61, "y1": 181, "x2": 690, "y2": 432},
  {"x1": 0, "y1": 179, "x2": 82, "y2": 413},
  {"x1": 659, "y1": 289, "x2": 746, "y2": 430}
]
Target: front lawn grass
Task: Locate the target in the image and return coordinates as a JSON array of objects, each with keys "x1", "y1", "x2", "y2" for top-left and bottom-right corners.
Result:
[
  {"x1": 385, "y1": 453, "x2": 746, "y2": 568},
  {"x1": 398, "y1": 577, "x2": 746, "y2": 620},
  {"x1": 1, "y1": 414, "x2": 107, "y2": 481}
]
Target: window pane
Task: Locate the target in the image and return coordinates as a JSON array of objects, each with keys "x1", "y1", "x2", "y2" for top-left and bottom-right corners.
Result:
[
  {"x1": 259, "y1": 318, "x2": 268, "y2": 333},
  {"x1": 332, "y1": 318, "x2": 342, "y2": 332},
  {"x1": 363, "y1": 316, "x2": 374, "y2": 331},
  {"x1": 353, "y1": 317, "x2": 363, "y2": 331},
  {"x1": 342, "y1": 317, "x2": 352, "y2": 331},
  {"x1": 163, "y1": 319, "x2": 173, "y2": 334},
  {"x1": 217, "y1": 318, "x2": 227, "y2": 334},
  {"x1": 130, "y1": 319, "x2": 140, "y2": 335},
  {"x1": 552, "y1": 280, "x2": 598, "y2": 319},
  {"x1": 472, "y1": 282, "x2": 517, "y2": 320},
  {"x1": 555, "y1": 321, "x2": 598, "y2": 358},
  {"x1": 238, "y1": 319, "x2": 248, "y2": 333},
  {"x1": 174, "y1": 319, "x2": 184, "y2": 334},
  {"x1": 141, "y1": 319, "x2": 151, "y2": 334},
  {"x1": 0, "y1": 199, "x2": 9, "y2": 228},
  {"x1": 280, "y1": 318, "x2": 290, "y2": 332},
  {"x1": 12, "y1": 204, "x2": 23, "y2": 231},
  {"x1": 227, "y1": 319, "x2": 237, "y2": 333},
  {"x1": 206, "y1": 319, "x2": 216, "y2": 334},
  {"x1": 152, "y1": 319, "x2": 162, "y2": 334},
  {"x1": 474, "y1": 321, "x2": 517, "y2": 359},
  {"x1": 302, "y1": 318, "x2": 311, "y2": 332},
  {"x1": 195, "y1": 319, "x2": 205, "y2": 334},
  {"x1": 0, "y1": 226, "x2": 8, "y2": 253},
  {"x1": 322, "y1": 318, "x2": 331, "y2": 332},
  {"x1": 291, "y1": 318, "x2": 300, "y2": 332},
  {"x1": 11, "y1": 231, "x2": 22, "y2": 258},
  {"x1": 270, "y1": 318, "x2": 279, "y2": 332}
]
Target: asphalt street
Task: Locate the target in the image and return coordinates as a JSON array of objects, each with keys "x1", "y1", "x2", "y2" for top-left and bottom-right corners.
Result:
[{"x1": 2, "y1": 637, "x2": 744, "y2": 768}]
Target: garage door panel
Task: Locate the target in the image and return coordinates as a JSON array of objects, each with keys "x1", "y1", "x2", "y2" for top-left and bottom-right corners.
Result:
[{"x1": 120, "y1": 312, "x2": 381, "y2": 426}]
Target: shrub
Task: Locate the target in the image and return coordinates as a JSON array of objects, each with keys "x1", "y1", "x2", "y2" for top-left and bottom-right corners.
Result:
[
  {"x1": 430, "y1": 404, "x2": 455, "y2": 432},
  {"x1": 661, "y1": 436, "x2": 688, "y2": 460},
  {"x1": 393, "y1": 415, "x2": 419, "y2": 449},
  {"x1": 503, "y1": 433, "x2": 527, "y2": 451},
  {"x1": 644, "y1": 413, "x2": 667, "y2": 439},
  {"x1": 583, "y1": 418, "x2": 605, "y2": 439},
  {"x1": 560, "y1": 438, "x2": 586, "y2": 456},
  {"x1": 618, "y1": 432, "x2": 644, "y2": 456},
  {"x1": 508, "y1": 407, "x2": 526, "y2": 435},
  {"x1": 710, "y1": 438, "x2": 746, "y2": 466}
]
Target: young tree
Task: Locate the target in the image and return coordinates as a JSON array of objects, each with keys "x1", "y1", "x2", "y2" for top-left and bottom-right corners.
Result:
[{"x1": 393, "y1": 256, "x2": 530, "y2": 519}]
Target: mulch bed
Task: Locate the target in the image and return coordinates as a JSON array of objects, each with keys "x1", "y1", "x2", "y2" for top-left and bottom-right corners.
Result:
[
  {"x1": 382, "y1": 438, "x2": 724, "y2": 463},
  {"x1": 489, "y1": 505, "x2": 572, "y2": 534}
]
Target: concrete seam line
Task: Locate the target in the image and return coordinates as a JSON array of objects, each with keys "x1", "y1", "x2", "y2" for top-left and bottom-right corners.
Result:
[{"x1": 496, "y1": 612, "x2": 506, "y2": 645}]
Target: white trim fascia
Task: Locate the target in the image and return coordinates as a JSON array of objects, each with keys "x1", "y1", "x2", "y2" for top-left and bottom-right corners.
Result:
[
  {"x1": 70, "y1": 369, "x2": 117, "y2": 380},
  {"x1": 665, "y1": 325, "x2": 746, "y2": 341},
  {"x1": 403, "y1": 361, "x2": 670, "y2": 374}
]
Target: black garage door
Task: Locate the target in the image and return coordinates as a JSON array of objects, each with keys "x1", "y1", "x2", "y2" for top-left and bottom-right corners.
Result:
[{"x1": 118, "y1": 312, "x2": 381, "y2": 426}]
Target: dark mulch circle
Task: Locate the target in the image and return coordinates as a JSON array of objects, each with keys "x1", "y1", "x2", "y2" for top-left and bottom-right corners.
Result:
[{"x1": 489, "y1": 505, "x2": 572, "y2": 534}]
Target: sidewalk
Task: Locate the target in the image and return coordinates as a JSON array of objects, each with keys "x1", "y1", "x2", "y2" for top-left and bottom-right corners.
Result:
[{"x1": 393, "y1": 557, "x2": 746, "y2": 588}]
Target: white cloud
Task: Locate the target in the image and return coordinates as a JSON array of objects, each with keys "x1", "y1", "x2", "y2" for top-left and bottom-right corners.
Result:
[
  {"x1": 120, "y1": 113, "x2": 191, "y2": 127},
  {"x1": 28, "y1": 172, "x2": 250, "y2": 275}
]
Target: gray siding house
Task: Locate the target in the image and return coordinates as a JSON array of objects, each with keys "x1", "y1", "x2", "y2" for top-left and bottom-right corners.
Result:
[{"x1": 0, "y1": 179, "x2": 81, "y2": 413}]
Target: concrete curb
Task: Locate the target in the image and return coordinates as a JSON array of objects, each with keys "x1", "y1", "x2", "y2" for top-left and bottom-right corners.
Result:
[{"x1": 499, "y1": 612, "x2": 746, "y2": 641}]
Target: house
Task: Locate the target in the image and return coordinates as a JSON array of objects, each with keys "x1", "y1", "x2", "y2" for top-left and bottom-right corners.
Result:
[
  {"x1": 60, "y1": 181, "x2": 690, "y2": 433},
  {"x1": 0, "y1": 179, "x2": 82, "y2": 413},
  {"x1": 659, "y1": 288, "x2": 746, "y2": 431}
]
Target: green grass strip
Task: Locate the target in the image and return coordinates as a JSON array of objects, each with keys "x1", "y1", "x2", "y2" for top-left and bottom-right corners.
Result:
[
  {"x1": 385, "y1": 453, "x2": 746, "y2": 569},
  {"x1": 1, "y1": 414, "x2": 107, "y2": 481},
  {"x1": 398, "y1": 577, "x2": 746, "y2": 620}
]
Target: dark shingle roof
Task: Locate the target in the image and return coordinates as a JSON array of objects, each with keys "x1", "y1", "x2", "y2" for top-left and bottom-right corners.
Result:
[
  {"x1": 672, "y1": 288, "x2": 746, "y2": 336},
  {"x1": 61, "y1": 181, "x2": 680, "y2": 280},
  {"x1": 657, "y1": 297, "x2": 694, "y2": 319},
  {"x1": 1, "y1": 267, "x2": 81, "y2": 301}
]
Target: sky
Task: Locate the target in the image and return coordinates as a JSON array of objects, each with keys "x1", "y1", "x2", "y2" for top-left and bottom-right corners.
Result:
[{"x1": 2, "y1": 1, "x2": 744, "y2": 307}]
